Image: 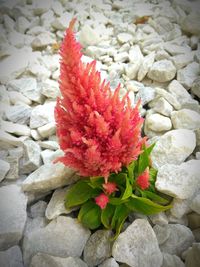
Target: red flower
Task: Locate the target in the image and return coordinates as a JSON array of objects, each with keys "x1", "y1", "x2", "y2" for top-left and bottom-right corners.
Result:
[
  {"x1": 103, "y1": 182, "x2": 118, "y2": 195},
  {"x1": 136, "y1": 168, "x2": 150, "y2": 190},
  {"x1": 95, "y1": 193, "x2": 109, "y2": 209},
  {"x1": 55, "y1": 18, "x2": 144, "y2": 180}
]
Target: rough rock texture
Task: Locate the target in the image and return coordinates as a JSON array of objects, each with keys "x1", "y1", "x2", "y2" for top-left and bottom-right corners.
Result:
[
  {"x1": 112, "y1": 219, "x2": 163, "y2": 267},
  {"x1": 185, "y1": 243, "x2": 200, "y2": 267},
  {"x1": 0, "y1": 246, "x2": 24, "y2": 267}
]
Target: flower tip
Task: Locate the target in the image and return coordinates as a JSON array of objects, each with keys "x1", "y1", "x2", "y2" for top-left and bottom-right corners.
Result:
[
  {"x1": 103, "y1": 182, "x2": 118, "y2": 195},
  {"x1": 95, "y1": 193, "x2": 109, "y2": 209},
  {"x1": 136, "y1": 168, "x2": 150, "y2": 190}
]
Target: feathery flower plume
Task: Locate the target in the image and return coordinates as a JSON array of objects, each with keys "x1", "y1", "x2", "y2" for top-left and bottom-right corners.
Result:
[
  {"x1": 103, "y1": 182, "x2": 118, "y2": 195},
  {"x1": 55, "y1": 18, "x2": 144, "y2": 181},
  {"x1": 136, "y1": 167, "x2": 150, "y2": 190},
  {"x1": 95, "y1": 193, "x2": 109, "y2": 209}
]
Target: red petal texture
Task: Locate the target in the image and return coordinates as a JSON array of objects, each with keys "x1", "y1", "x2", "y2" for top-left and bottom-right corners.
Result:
[
  {"x1": 136, "y1": 168, "x2": 150, "y2": 190},
  {"x1": 103, "y1": 182, "x2": 118, "y2": 195},
  {"x1": 95, "y1": 193, "x2": 109, "y2": 209},
  {"x1": 55, "y1": 18, "x2": 144, "y2": 179}
]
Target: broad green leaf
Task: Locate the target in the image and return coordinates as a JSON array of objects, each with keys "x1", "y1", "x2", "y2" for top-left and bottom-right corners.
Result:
[
  {"x1": 89, "y1": 176, "x2": 104, "y2": 189},
  {"x1": 121, "y1": 177, "x2": 133, "y2": 200},
  {"x1": 127, "y1": 161, "x2": 136, "y2": 184},
  {"x1": 140, "y1": 190, "x2": 170, "y2": 205},
  {"x1": 111, "y1": 204, "x2": 129, "y2": 239},
  {"x1": 101, "y1": 203, "x2": 115, "y2": 229},
  {"x1": 109, "y1": 197, "x2": 128, "y2": 205},
  {"x1": 109, "y1": 173, "x2": 127, "y2": 186},
  {"x1": 78, "y1": 200, "x2": 101, "y2": 230},
  {"x1": 138, "y1": 143, "x2": 155, "y2": 175},
  {"x1": 149, "y1": 167, "x2": 157, "y2": 183},
  {"x1": 65, "y1": 180, "x2": 100, "y2": 208},
  {"x1": 125, "y1": 195, "x2": 172, "y2": 215}
]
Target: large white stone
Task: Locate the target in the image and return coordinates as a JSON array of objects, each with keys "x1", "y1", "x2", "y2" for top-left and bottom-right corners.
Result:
[
  {"x1": 155, "y1": 87, "x2": 181, "y2": 110},
  {"x1": 171, "y1": 53, "x2": 193, "y2": 70},
  {"x1": 37, "y1": 122, "x2": 56, "y2": 138},
  {"x1": 191, "y1": 77, "x2": 200, "y2": 98},
  {"x1": 0, "y1": 130, "x2": 23, "y2": 149},
  {"x1": 136, "y1": 86, "x2": 155, "y2": 105},
  {"x1": 151, "y1": 97, "x2": 173, "y2": 116},
  {"x1": 23, "y1": 216, "x2": 91, "y2": 266},
  {"x1": 22, "y1": 162, "x2": 76, "y2": 193},
  {"x1": 112, "y1": 219, "x2": 163, "y2": 267},
  {"x1": 189, "y1": 193, "x2": 200, "y2": 214},
  {"x1": 164, "y1": 43, "x2": 191, "y2": 56},
  {"x1": 8, "y1": 91, "x2": 32, "y2": 105},
  {"x1": 41, "y1": 79, "x2": 60, "y2": 99},
  {"x1": 0, "y1": 185, "x2": 27, "y2": 250},
  {"x1": 79, "y1": 24, "x2": 101, "y2": 47},
  {"x1": 99, "y1": 258, "x2": 119, "y2": 267},
  {"x1": 154, "y1": 224, "x2": 194, "y2": 256},
  {"x1": 0, "y1": 246, "x2": 23, "y2": 267},
  {"x1": 0, "y1": 120, "x2": 31, "y2": 136},
  {"x1": 31, "y1": 32, "x2": 55, "y2": 48},
  {"x1": 145, "y1": 113, "x2": 172, "y2": 132},
  {"x1": 51, "y1": 12, "x2": 73, "y2": 30},
  {"x1": 171, "y1": 109, "x2": 200, "y2": 130},
  {"x1": 181, "y1": 12, "x2": 200, "y2": 35},
  {"x1": 5, "y1": 104, "x2": 31, "y2": 125},
  {"x1": 161, "y1": 253, "x2": 185, "y2": 267},
  {"x1": 168, "y1": 80, "x2": 193, "y2": 105},
  {"x1": 117, "y1": 33, "x2": 133, "y2": 43},
  {"x1": 177, "y1": 62, "x2": 199, "y2": 89},
  {"x1": 151, "y1": 129, "x2": 196, "y2": 169},
  {"x1": 147, "y1": 60, "x2": 176, "y2": 82},
  {"x1": 156, "y1": 160, "x2": 200, "y2": 199},
  {"x1": 137, "y1": 51, "x2": 155, "y2": 81},
  {"x1": 0, "y1": 159, "x2": 10, "y2": 182}
]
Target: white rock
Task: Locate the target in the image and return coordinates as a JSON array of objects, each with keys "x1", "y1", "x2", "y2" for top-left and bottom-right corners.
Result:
[
  {"x1": 177, "y1": 62, "x2": 199, "y2": 89},
  {"x1": 149, "y1": 212, "x2": 168, "y2": 226},
  {"x1": 185, "y1": 243, "x2": 200, "y2": 267},
  {"x1": 156, "y1": 160, "x2": 200, "y2": 199},
  {"x1": 41, "y1": 149, "x2": 63, "y2": 165},
  {"x1": 5, "y1": 156, "x2": 19, "y2": 180},
  {"x1": 7, "y1": 31, "x2": 26, "y2": 48},
  {"x1": 41, "y1": 79, "x2": 60, "y2": 99},
  {"x1": 114, "y1": 52, "x2": 129, "y2": 62},
  {"x1": 151, "y1": 97, "x2": 173, "y2": 116},
  {"x1": 21, "y1": 140, "x2": 41, "y2": 174},
  {"x1": 23, "y1": 216, "x2": 91, "y2": 266},
  {"x1": 0, "y1": 120, "x2": 31, "y2": 136},
  {"x1": 145, "y1": 113, "x2": 172, "y2": 132},
  {"x1": 117, "y1": 33, "x2": 133, "y2": 43},
  {"x1": 22, "y1": 162, "x2": 75, "y2": 193},
  {"x1": 112, "y1": 219, "x2": 163, "y2": 267},
  {"x1": 51, "y1": 12, "x2": 73, "y2": 31},
  {"x1": 137, "y1": 51, "x2": 155, "y2": 81},
  {"x1": 190, "y1": 193, "x2": 200, "y2": 214},
  {"x1": 0, "y1": 185, "x2": 27, "y2": 250},
  {"x1": 0, "y1": 159, "x2": 10, "y2": 182},
  {"x1": 3, "y1": 14, "x2": 15, "y2": 32},
  {"x1": 171, "y1": 53, "x2": 193, "y2": 69},
  {"x1": 8, "y1": 90, "x2": 32, "y2": 105},
  {"x1": 136, "y1": 86, "x2": 155, "y2": 105},
  {"x1": 151, "y1": 129, "x2": 196, "y2": 169},
  {"x1": 30, "y1": 129, "x2": 41, "y2": 141},
  {"x1": 51, "y1": 1, "x2": 63, "y2": 16},
  {"x1": 16, "y1": 16, "x2": 30, "y2": 34},
  {"x1": 0, "y1": 85, "x2": 10, "y2": 105},
  {"x1": 171, "y1": 109, "x2": 200, "y2": 130},
  {"x1": 84, "y1": 230, "x2": 113, "y2": 267},
  {"x1": 5, "y1": 104, "x2": 31, "y2": 125},
  {"x1": 32, "y1": 0, "x2": 54, "y2": 15},
  {"x1": 28, "y1": 61, "x2": 51, "y2": 81},
  {"x1": 8, "y1": 78, "x2": 42, "y2": 103},
  {"x1": 170, "y1": 198, "x2": 192, "y2": 219},
  {"x1": 191, "y1": 77, "x2": 200, "y2": 98},
  {"x1": 38, "y1": 140, "x2": 59, "y2": 150},
  {"x1": 181, "y1": 13, "x2": 200, "y2": 35},
  {"x1": 45, "y1": 186, "x2": 78, "y2": 220},
  {"x1": 31, "y1": 32, "x2": 55, "y2": 48},
  {"x1": 30, "y1": 254, "x2": 88, "y2": 267},
  {"x1": 99, "y1": 258, "x2": 119, "y2": 267},
  {"x1": 155, "y1": 87, "x2": 181, "y2": 110},
  {"x1": 162, "y1": 253, "x2": 185, "y2": 267},
  {"x1": 0, "y1": 246, "x2": 23, "y2": 267},
  {"x1": 164, "y1": 43, "x2": 191, "y2": 56},
  {"x1": 125, "y1": 45, "x2": 144, "y2": 79},
  {"x1": 30, "y1": 200, "x2": 47, "y2": 218},
  {"x1": 168, "y1": 79, "x2": 193, "y2": 105},
  {"x1": 37, "y1": 122, "x2": 56, "y2": 138},
  {"x1": 0, "y1": 130, "x2": 23, "y2": 149},
  {"x1": 147, "y1": 60, "x2": 176, "y2": 82},
  {"x1": 30, "y1": 102, "x2": 55, "y2": 129},
  {"x1": 79, "y1": 24, "x2": 101, "y2": 48},
  {"x1": 154, "y1": 224, "x2": 194, "y2": 256}
]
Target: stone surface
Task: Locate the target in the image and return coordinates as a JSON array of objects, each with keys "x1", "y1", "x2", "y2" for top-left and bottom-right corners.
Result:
[
  {"x1": 171, "y1": 53, "x2": 193, "y2": 70},
  {"x1": 137, "y1": 52, "x2": 155, "y2": 81},
  {"x1": 177, "y1": 62, "x2": 199, "y2": 89},
  {"x1": 148, "y1": 60, "x2": 176, "y2": 82},
  {"x1": 37, "y1": 122, "x2": 56, "y2": 138},
  {"x1": 190, "y1": 193, "x2": 200, "y2": 214},
  {"x1": 0, "y1": 130, "x2": 23, "y2": 149},
  {"x1": 0, "y1": 159, "x2": 10, "y2": 182},
  {"x1": 41, "y1": 79, "x2": 60, "y2": 99},
  {"x1": 191, "y1": 77, "x2": 200, "y2": 98},
  {"x1": 151, "y1": 97, "x2": 173, "y2": 116},
  {"x1": 5, "y1": 104, "x2": 31, "y2": 125},
  {"x1": 99, "y1": 258, "x2": 119, "y2": 267},
  {"x1": 112, "y1": 219, "x2": 163, "y2": 267},
  {"x1": 84, "y1": 230, "x2": 113, "y2": 267},
  {"x1": 161, "y1": 253, "x2": 185, "y2": 267},
  {"x1": 171, "y1": 109, "x2": 200, "y2": 130},
  {"x1": 156, "y1": 160, "x2": 200, "y2": 199},
  {"x1": 0, "y1": 120, "x2": 31, "y2": 136},
  {"x1": 23, "y1": 216, "x2": 91, "y2": 266},
  {"x1": 154, "y1": 224, "x2": 194, "y2": 256},
  {"x1": 30, "y1": 201, "x2": 47, "y2": 218},
  {"x1": 0, "y1": 185, "x2": 27, "y2": 250},
  {"x1": 151, "y1": 129, "x2": 196, "y2": 169},
  {"x1": 0, "y1": 246, "x2": 24, "y2": 267},
  {"x1": 136, "y1": 86, "x2": 155, "y2": 105},
  {"x1": 5, "y1": 156, "x2": 19, "y2": 180},
  {"x1": 181, "y1": 12, "x2": 200, "y2": 35},
  {"x1": 22, "y1": 163, "x2": 76, "y2": 193},
  {"x1": 79, "y1": 24, "x2": 101, "y2": 47},
  {"x1": 30, "y1": 254, "x2": 88, "y2": 267},
  {"x1": 145, "y1": 113, "x2": 172, "y2": 132},
  {"x1": 185, "y1": 243, "x2": 200, "y2": 267},
  {"x1": 155, "y1": 87, "x2": 181, "y2": 110}
]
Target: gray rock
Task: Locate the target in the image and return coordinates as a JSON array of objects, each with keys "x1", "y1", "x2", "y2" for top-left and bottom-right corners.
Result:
[
  {"x1": 151, "y1": 97, "x2": 173, "y2": 116},
  {"x1": 149, "y1": 212, "x2": 168, "y2": 226},
  {"x1": 30, "y1": 201, "x2": 47, "y2": 218},
  {"x1": 5, "y1": 156, "x2": 19, "y2": 180},
  {"x1": 145, "y1": 113, "x2": 172, "y2": 132},
  {"x1": 84, "y1": 230, "x2": 113, "y2": 267},
  {"x1": 191, "y1": 77, "x2": 200, "y2": 98},
  {"x1": 151, "y1": 129, "x2": 196, "y2": 169},
  {"x1": 192, "y1": 228, "x2": 200, "y2": 242},
  {"x1": 0, "y1": 159, "x2": 10, "y2": 182},
  {"x1": 22, "y1": 163, "x2": 76, "y2": 193},
  {"x1": 181, "y1": 12, "x2": 200, "y2": 35},
  {"x1": 23, "y1": 216, "x2": 91, "y2": 266},
  {"x1": 112, "y1": 219, "x2": 163, "y2": 267},
  {"x1": 99, "y1": 258, "x2": 119, "y2": 267},
  {"x1": 0, "y1": 246, "x2": 24, "y2": 267},
  {"x1": 21, "y1": 140, "x2": 41, "y2": 174},
  {"x1": 161, "y1": 253, "x2": 185, "y2": 267},
  {"x1": 30, "y1": 102, "x2": 55, "y2": 129},
  {"x1": 188, "y1": 212, "x2": 200, "y2": 230},
  {"x1": 171, "y1": 109, "x2": 200, "y2": 130},
  {"x1": 5, "y1": 104, "x2": 31, "y2": 125},
  {"x1": 147, "y1": 60, "x2": 176, "y2": 82},
  {"x1": 154, "y1": 224, "x2": 194, "y2": 256},
  {"x1": 185, "y1": 243, "x2": 200, "y2": 267},
  {"x1": 170, "y1": 198, "x2": 191, "y2": 219},
  {"x1": 30, "y1": 254, "x2": 88, "y2": 267},
  {"x1": 190, "y1": 193, "x2": 200, "y2": 214},
  {"x1": 177, "y1": 62, "x2": 199, "y2": 89},
  {"x1": 0, "y1": 185, "x2": 27, "y2": 250},
  {"x1": 135, "y1": 86, "x2": 155, "y2": 105},
  {"x1": 156, "y1": 160, "x2": 200, "y2": 199}
]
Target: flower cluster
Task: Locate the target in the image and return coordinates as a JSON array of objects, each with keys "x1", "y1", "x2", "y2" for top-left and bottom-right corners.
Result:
[{"x1": 55, "y1": 18, "x2": 144, "y2": 180}]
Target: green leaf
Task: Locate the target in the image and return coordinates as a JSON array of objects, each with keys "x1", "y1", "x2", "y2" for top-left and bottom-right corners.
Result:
[
  {"x1": 140, "y1": 190, "x2": 170, "y2": 205},
  {"x1": 121, "y1": 176, "x2": 133, "y2": 200},
  {"x1": 127, "y1": 161, "x2": 136, "y2": 184},
  {"x1": 101, "y1": 204, "x2": 115, "y2": 229},
  {"x1": 149, "y1": 167, "x2": 157, "y2": 183},
  {"x1": 89, "y1": 176, "x2": 104, "y2": 189},
  {"x1": 109, "y1": 173, "x2": 127, "y2": 186},
  {"x1": 78, "y1": 200, "x2": 101, "y2": 230},
  {"x1": 65, "y1": 180, "x2": 100, "y2": 208},
  {"x1": 125, "y1": 194, "x2": 172, "y2": 215},
  {"x1": 111, "y1": 204, "x2": 129, "y2": 239},
  {"x1": 109, "y1": 197, "x2": 128, "y2": 205},
  {"x1": 138, "y1": 143, "x2": 155, "y2": 175}
]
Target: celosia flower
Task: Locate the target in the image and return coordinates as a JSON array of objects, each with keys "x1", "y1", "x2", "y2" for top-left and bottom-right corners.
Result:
[
  {"x1": 103, "y1": 182, "x2": 118, "y2": 195},
  {"x1": 55, "y1": 18, "x2": 144, "y2": 181},
  {"x1": 136, "y1": 168, "x2": 150, "y2": 190},
  {"x1": 95, "y1": 193, "x2": 109, "y2": 209}
]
